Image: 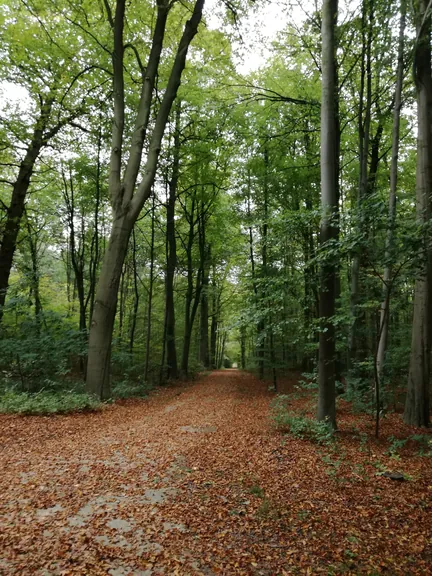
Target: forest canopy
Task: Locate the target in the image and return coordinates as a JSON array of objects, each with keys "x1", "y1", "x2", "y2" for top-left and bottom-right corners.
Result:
[{"x1": 0, "y1": 0, "x2": 431, "y2": 433}]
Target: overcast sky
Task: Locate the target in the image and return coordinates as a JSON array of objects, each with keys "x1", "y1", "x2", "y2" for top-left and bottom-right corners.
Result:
[
  {"x1": 205, "y1": 0, "x2": 298, "y2": 73},
  {"x1": 0, "y1": 0, "x2": 301, "y2": 108}
]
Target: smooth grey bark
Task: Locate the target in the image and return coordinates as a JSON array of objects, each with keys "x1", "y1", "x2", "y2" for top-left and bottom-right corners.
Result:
[
  {"x1": 87, "y1": 0, "x2": 205, "y2": 398},
  {"x1": 165, "y1": 103, "x2": 181, "y2": 380},
  {"x1": 404, "y1": 0, "x2": 432, "y2": 427},
  {"x1": 376, "y1": 0, "x2": 406, "y2": 387},
  {"x1": 246, "y1": 175, "x2": 264, "y2": 378},
  {"x1": 128, "y1": 229, "x2": 140, "y2": 355},
  {"x1": 181, "y1": 192, "x2": 204, "y2": 376},
  {"x1": 199, "y1": 240, "x2": 210, "y2": 368},
  {"x1": 210, "y1": 264, "x2": 218, "y2": 369},
  {"x1": 318, "y1": 0, "x2": 339, "y2": 426},
  {"x1": 349, "y1": 0, "x2": 374, "y2": 361},
  {"x1": 144, "y1": 193, "x2": 156, "y2": 382}
]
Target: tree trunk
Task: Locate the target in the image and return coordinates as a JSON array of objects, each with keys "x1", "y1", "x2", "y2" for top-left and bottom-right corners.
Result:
[
  {"x1": 0, "y1": 88, "x2": 63, "y2": 322},
  {"x1": 404, "y1": 0, "x2": 432, "y2": 427},
  {"x1": 86, "y1": 0, "x2": 204, "y2": 397},
  {"x1": 160, "y1": 305, "x2": 168, "y2": 384},
  {"x1": 199, "y1": 266, "x2": 210, "y2": 367},
  {"x1": 129, "y1": 229, "x2": 140, "y2": 355},
  {"x1": 318, "y1": 0, "x2": 339, "y2": 426},
  {"x1": 118, "y1": 266, "x2": 127, "y2": 344},
  {"x1": 246, "y1": 183, "x2": 264, "y2": 378},
  {"x1": 87, "y1": 218, "x2": 132, "y2": 399},
  {"x1": 0, "y1": 143, "x2": 42, "y2": 319},
  {"x1": 376, "y1": 0, "x2": 406, "y2": 385},
  {"x1": 181, "y1": 188, "x2": 204, "y2": 376},
  {"x1": 199, "y1": 222, "x2": 210, "y2": 368},
  {"x1": 349, "y1": 0, "x2": 374, "y2": 362},
  {"x1": 89, "y1": 123, "x2": 103, "y2": 325},
  {"x1": 165, "y1": 103, "x2": 181, "y2": 380},
  {"x1": 144, "y1": 193, "x2": 156, "y2": 381},
  {"x1": 61, "y1": 166, "x2": 87, "y2": 339},
  {"x1": 240, "y1": 323, "x2": 246, "y2": 369},
  {"x1": 25, "y1": 216, "x2": 42, "y2": 325},
  {"x1": 210, "y1": 268, "x2": 218, "y2": 369}
]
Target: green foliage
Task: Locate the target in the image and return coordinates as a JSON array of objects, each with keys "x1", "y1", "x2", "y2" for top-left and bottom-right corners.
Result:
[
  {"x1": 298, "y1": 371, "x2": 319, "y2": 390},
  {"x1": 0, "y1": 389, "x2": 100, "y2": 415},
  {"x1": 387, "y1": 436, "x2": 408, "y2": 459},
  {"x1": 249, "y1": 484, "x2": 265, "y2": 498},
  {"x1": 412, "y1": 435, "x2": 432, "y2": 457},
  {"x1": 387, "y1": 434, "x2": 432, "y2": 458},
  {"x1": 0, "y1": 312, "x2": 86, "y2": 391},
  {"x1": 112, "y1": 379, "x2": 153, "y2": 399},
  {"x1": 342, "y1": 375, "x2": 374, "y2": 414},
  {"x1": 271, "y1": 395, "x2": 334, "y2": 445}
]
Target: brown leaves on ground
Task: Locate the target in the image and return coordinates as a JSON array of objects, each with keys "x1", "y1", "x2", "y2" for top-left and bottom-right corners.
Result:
[{"x1": 1, "y1": 370, "x2": 431, "y2": 575}]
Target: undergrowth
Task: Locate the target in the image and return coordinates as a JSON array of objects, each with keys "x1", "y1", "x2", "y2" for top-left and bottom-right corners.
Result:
[
  {"x1": 271, "y1": 394, "x2": 334, "y2": 445},
  {"x1": 0, "y1": 389, "x2": 100, "y2": 415},
  {"x1": 112, "y1": 379, "x2": 154, "y2": 399}
]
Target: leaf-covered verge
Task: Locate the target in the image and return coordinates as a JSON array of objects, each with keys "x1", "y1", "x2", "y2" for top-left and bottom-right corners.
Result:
[{"x1": 1, "y1": 370, "x2": 431, "y2": 575}]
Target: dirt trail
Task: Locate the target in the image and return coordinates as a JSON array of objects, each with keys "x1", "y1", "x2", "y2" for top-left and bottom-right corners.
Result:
[
  {"x1": 1, "y1": 370, "x2": 432, "y2": 575},
  {"x1": 0, "y1": 371, "x2": 275, "y2": 575}
]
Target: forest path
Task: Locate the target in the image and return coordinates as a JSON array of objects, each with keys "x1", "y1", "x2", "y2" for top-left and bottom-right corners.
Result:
[
  {"x1": 2, "y1": 370, "x2": 432, "y2": 575},
  {"x1": 0, "y1": 370, "x2": 281, "y2": 575}
]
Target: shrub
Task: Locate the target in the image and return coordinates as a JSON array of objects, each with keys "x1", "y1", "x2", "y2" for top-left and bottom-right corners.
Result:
[
  {"x1": 112, "y1": 379, "x2": 153, "y2": 399},
  {"x1": 271, "y1": 395, "x2": 334, "y2": 445},
  {"x1": 342, "y1": 375, "x2": 373, "y2": 414},
  {"x1": 0, "y1": 311, "x2": 86, "y2": 392},
  {"x1": 0, "y1": 389, "x2": 100, "y2": 415}
]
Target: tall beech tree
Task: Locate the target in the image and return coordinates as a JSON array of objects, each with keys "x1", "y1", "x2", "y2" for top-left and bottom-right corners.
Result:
[
  {"x1": 376, "y1": 0, "x2": 407, "y2": 390},
  {"x1": 86, "y1": 0, "x2": 205, "y2": 398},
  {"x1": 318, "y1": 0, "x2": 339, "y2": 426},
  {"x1": 165, "y1": 102, "x2": 181, "y2": 380},
  {"x1": 404, "y1": 0, "x2": 432, "y2": 427}
]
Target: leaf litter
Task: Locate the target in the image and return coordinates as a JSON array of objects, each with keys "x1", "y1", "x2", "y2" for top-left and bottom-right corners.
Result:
[{"x1": 1, "y1": 370, "x2": 431, "y2": 574}]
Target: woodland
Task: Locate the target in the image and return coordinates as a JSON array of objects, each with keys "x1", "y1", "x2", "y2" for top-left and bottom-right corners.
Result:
[
  {"x1": 0, "y1": 0, "x2": 432, "y2": 572},
  {"x1": 0, "y1": 0, "x2": 431, "y2": 429}
]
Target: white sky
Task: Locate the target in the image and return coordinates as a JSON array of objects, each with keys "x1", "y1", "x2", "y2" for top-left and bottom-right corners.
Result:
[
  {"x1": 0, "y1": 0, "x2": 299, "y2": 108},
  {"x1": 205, "y1": 0, "x2": 297, "y2": 73}
]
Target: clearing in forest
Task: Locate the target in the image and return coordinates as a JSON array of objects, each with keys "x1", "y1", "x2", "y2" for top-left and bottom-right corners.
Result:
[{"x1": 1, "y1": 370, "x2": 431, "y2": 575}]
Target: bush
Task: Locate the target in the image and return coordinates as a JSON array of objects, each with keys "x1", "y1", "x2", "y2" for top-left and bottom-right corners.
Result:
[
  {"x1": 112, "y1": 379, "x2": 153, "y2": 399},
  {"x1": 342, "y1": 374, "x2": 373, "y2": 414},
  {"x1": 271, "y1": 395, "x2": 334, "y2": 445},
  {"x1": 0, "y1": 311, "x2": 87, "y2": 392},
  {"x1": 0, "y1": 389, "x2": 100, "y2": 415}
]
